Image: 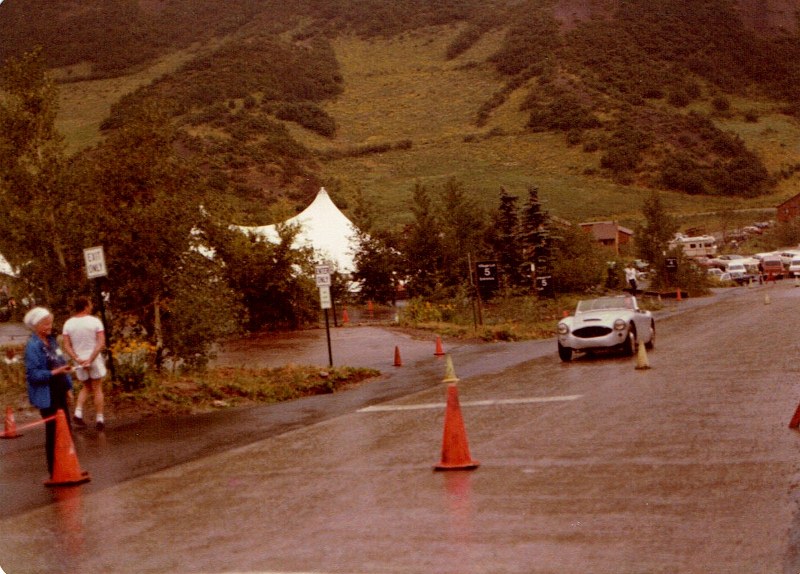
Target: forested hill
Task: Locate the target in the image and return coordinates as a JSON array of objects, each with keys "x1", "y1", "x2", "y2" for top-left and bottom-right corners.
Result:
[{"x1": 3, "y1": 0, "x2": 800, "y2": 224}]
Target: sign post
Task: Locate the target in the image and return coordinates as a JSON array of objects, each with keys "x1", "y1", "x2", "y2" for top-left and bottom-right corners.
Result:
[
  {"x1": 83, "y1": 246, "x2": 115, "y2": 380},
  {"x1": 315, "y1": 264, "x2": 333, "y2": 367}
]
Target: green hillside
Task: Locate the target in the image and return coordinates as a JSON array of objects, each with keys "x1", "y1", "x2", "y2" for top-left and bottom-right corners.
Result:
[{"x1": 7, "y1": 0, "x2": 800, "y2": 231}]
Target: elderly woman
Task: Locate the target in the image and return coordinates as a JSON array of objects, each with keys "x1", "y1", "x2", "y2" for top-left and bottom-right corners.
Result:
[{"x1": 23, "y1": 306, "x2": 74, "y2": 479}]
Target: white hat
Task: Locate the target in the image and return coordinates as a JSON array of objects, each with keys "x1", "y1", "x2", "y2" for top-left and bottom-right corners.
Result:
[{"x1": 23, "y1": 307, "x2": 51, "y2": 330}]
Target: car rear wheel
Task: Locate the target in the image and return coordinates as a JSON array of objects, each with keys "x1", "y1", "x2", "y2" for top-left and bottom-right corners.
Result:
[{"x1": 558, "y1": 342, "x2": 573, "y2": 362}]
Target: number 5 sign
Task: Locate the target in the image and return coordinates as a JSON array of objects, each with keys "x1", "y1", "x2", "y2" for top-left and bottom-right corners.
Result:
[{"x1": 83, "y1": 246, "x2": 108, "y2": 279}]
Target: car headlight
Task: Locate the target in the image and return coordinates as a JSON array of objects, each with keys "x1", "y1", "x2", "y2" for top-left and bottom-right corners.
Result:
[
  {"x1": 557, "y1": 323, "x2": 569, "y2": 335},
  {"x1": 613, "y1": 318, "x2": 626, "y2": 330}
]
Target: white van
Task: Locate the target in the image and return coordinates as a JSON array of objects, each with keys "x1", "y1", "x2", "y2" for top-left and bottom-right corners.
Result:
[{"x1": 789, "y1": 256, "x2": 800, "y2": 277}]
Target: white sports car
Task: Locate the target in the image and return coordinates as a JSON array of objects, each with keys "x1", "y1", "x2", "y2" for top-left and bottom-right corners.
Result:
[{"x1": 556, "y1": 295, "x2": 655, "y2": 362}]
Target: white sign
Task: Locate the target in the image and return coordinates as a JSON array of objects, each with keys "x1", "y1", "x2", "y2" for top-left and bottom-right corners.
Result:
[
  {"x1": 319, "y1": 286, "x2": 332, "y2": 309},
  {"x1": 315, "y1": 264, "x2": 331, "y2": 287},
  {"x1": 83, "y1": 246, "x2": 107, "y2": 279}
]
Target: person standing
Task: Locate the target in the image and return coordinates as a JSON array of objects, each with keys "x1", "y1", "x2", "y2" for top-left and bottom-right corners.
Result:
[
  {"x1": 23, "y1": 307, "x2": 74, "y2": 479},
  {"x1": 624, "y1": 263, "x2": 638, "y2": 294},
  {"x1": 63, "y1": 295, "x2": 107, "y2": 431}
]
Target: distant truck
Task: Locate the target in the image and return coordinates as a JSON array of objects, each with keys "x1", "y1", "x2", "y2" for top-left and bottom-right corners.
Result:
[{"x1": 668, "y1": 234, "x2": 718, "y2": 258}]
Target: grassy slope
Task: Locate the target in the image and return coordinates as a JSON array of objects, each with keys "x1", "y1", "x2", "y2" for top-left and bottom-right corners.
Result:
[{"x1": 54, "y1": 25, "x2": 800, "y2": 231}]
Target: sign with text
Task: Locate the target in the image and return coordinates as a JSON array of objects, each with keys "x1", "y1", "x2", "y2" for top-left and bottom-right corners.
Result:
[
  {"x1": 83, "y1": 246, "x2": 107, "y2": 279},
  {"x1": 476, "y1": 261, "x2": 498, "y2": 284},
  {"x1": 319, "y1": 286, "x2": 332, "y2": 309},
  {"x1": 315, "y1": 264, "x2": 331, "y2": 287}
]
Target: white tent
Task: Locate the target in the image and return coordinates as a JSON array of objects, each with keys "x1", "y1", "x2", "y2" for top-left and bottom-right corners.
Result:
[{"x1": 237, "y1": 187, "x2": 360, "y2": 274}]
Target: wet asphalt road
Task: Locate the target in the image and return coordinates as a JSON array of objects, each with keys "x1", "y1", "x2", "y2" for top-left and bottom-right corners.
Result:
[{"x1": 1, "y1": 285, "x2": 800, "y2": 573}]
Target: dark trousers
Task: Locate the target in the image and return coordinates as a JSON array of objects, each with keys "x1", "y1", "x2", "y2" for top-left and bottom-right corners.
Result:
[{"x1": 39, "y1": 388, "x2": 72, "y2": 477}]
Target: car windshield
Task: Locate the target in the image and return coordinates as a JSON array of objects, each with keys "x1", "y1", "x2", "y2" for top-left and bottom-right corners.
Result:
[{"x1": 576, "y1": 296, "x2": 634, "y2": 313}]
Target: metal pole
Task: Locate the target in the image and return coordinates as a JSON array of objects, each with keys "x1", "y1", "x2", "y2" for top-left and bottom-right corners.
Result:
[{"x1": 324, "y1": 308, "x2": 333, "y2": 367}]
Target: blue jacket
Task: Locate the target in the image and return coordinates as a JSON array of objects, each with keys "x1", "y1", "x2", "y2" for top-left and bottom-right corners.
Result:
[{"x1": 25, "y1": 334, "x2": 72, "y2": 409}]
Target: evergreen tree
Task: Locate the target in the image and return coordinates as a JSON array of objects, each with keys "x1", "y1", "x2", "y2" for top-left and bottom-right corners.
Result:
[
  {"x1": 486, "y1": 187, "x2": 523, "y2": 288},
  {"x1": 519, "y1": 185, "x2": 550, "y2": 281}
]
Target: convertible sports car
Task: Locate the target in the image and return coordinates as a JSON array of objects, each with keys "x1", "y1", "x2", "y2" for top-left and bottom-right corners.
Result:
[{"x1": 556, "y1": 295, "x2": 655, "y2": 362}]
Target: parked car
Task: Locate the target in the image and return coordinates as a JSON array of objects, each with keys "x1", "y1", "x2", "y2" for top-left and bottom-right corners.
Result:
[
  {"x1": 725, "y1": 262, "x2": 748, "y2": 281},
  {"x1": 760, "y1": 255, "x2": 785, "y2": 279},
  {"x1": 556, "y1": 295, "x2": 655, "y2": 362}
]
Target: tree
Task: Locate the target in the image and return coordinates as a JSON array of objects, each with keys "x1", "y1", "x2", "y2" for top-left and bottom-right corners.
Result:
[
  {"x1": 70, "y1": 105, "x2": 247, "y2": 367},
  {"x1": 352, "y1": 228, "x2": 402, "y2": 304},
  {"x1": 401, "y1": 183, "x2": 444, "y2": 297},
  {"x1": 550, "y1": 224, "x2": 606, "y2": 292},
  {"x1": 486, "y1": 187, "x2": 524, "y2": 289},
  {"x1": 519, "y1": 185, "x2": 550, "y2": 273},
  {"x1": 0, "y1": 48, "x2": 74, "y2": 307},
  {"x1": 636, "y1": 191, "x2": 679, "y2": 287},
  {"x1": 437, "y1": 178, "x2": 484, "y2": 289}
]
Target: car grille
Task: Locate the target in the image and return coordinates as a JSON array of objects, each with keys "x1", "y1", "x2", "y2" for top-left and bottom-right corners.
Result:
[{"x1": 573, "y1": 326, "x2": 612, "y2": 338}]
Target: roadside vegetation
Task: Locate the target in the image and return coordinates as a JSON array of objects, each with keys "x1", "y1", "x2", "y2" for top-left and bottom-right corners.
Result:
[{"x1": 0, "y1": 342, "x2": 379, "y2": 420}]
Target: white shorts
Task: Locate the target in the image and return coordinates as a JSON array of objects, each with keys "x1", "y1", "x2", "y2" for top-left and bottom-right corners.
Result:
[{"x1": 74, "y1": 355, "x2": 107, "y2": 382}]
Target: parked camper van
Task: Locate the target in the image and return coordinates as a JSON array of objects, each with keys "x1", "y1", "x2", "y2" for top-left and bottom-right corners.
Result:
[{"x1": 668, "y1": 235, "x2": 718, "y2": 258}]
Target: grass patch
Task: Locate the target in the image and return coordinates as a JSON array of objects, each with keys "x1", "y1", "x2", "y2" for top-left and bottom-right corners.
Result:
[{"x1": 0, "y1": 356, "x2": 379, "y2": 420}]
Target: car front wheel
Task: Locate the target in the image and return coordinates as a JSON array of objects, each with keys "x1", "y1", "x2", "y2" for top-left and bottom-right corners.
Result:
[
  {"x1": 645, "y1": 322, "x2": 655, "y2": 350},
  {"x1": 558, "y1": 342, "x2": 573, "y2": 362},
  {"x1": 624, "y1": 328, "x2": 636, "y2": 356}
]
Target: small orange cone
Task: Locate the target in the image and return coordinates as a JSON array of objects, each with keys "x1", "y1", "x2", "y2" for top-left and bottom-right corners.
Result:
[
  {"x1": 1, "y1": 405, "x2": 22, "y2": 439},
  {"x1": 676, "y1": 288, "x2": 682, "y2": 301},
  {"x1": 368, "y1": 300, "x2": 374, "y2": 318},
  {"x1": 45, "y1": 410, "x2": 90, "y2": 487},
  {"x1": 342, "y1": 307, "x2": 350, "y2": 325},
  {"x1": 790, "y1": 402, "x2": 800, "y2": 429},
  {"x1": 393, "y1": 345, "x2": 402, "y2": 367},
  {"x1": 434, "y1": 335, "x2": 445, "y2": 356},
  {"x1": 435, "y1": 384, "x2": 479, "y2": 471}
]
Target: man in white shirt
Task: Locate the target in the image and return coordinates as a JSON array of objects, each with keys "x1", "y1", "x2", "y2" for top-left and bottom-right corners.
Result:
[
  {"x1": 63, "y1": 296, "x2": 107, "y2": 431},
  {"x1": 624, "y1": 263, "x2": 638, "y2": 294}
]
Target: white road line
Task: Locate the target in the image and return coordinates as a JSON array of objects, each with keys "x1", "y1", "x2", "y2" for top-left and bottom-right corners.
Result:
[{"x1": 358, "y1": 395, "x2": 582, "y2": 413}]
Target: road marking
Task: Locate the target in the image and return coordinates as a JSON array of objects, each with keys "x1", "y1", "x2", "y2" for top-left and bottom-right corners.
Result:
[{"x1": 358, "y1": 395, "x2": 582, "y2": 413}]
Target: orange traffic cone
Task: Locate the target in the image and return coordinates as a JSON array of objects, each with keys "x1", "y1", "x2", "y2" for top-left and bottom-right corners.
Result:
[
  {"x1": 393, "y1": 345, "x2": 402, "y2": 367},
  {"x1": 45, "y1": 410, "x2": 90, "y2": 487},
  {"x1": 789, "y1": 402, "x2": 800, "y2": 429},
  {"x1": 1, "y1": 405, "x2": 22, "y2": 439},
  {"x1": 434, "y1": 384, "x2": 479, "y2": 471},
  {"x1": 434, "y1": 335, "x2": 445, "y2": 356},
  {"x1": 368, "y1": 300, "x2": 374, "y2": 318},
  {"x1": 676, "y1": 288, "x2": 682, "y2": 301},
  {"x1": 342, "y1": 307, "x2": 350, "y2": 325}
]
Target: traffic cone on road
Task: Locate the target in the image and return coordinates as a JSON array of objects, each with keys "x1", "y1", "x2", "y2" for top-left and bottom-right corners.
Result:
[
  {"x1": 342, "y1": 307, "x2": 350, "y2": 325},
  {"x1": 434, "y1": 384, "x2": 479, "y2": 471},
  {"x1": 434, "y1": 335, "x2": 446, "y2": 356},
  {"x1": 1, "y1": 405, "x2": 22, "y2": 439},
  {"x1": 676, "y1": 288, "x2": 682, "y2": 301},
  {"x1": 789, "y1": 402, "x2": 800, "y2": 429},
  {"x1": 442, "y1": 354, "x2": 459, "y2": 383},
  {"x1": 45, "y1": 410, "x2": 90, "y2": 487},
  {"x1": 393, "y1": 345, "x2": 402, "y2": 367},
  {"x1": 635, "y1": 340, "x2": 650, "y2": 370}
]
